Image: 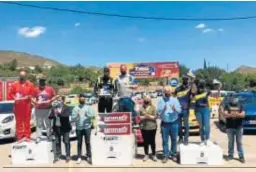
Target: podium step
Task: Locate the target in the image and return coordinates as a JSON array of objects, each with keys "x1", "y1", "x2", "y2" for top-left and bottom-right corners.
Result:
[
  {"x1": 179, "y1": 141, "x2": 223, "y2": 165},
  {"x1": 11, "y1": 140, "x2": 53, "y2": 165}
]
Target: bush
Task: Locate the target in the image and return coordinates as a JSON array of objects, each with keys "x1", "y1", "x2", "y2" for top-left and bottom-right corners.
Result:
[{"x1": 70, "y1": 86, "x2": 92, "y2": 94}]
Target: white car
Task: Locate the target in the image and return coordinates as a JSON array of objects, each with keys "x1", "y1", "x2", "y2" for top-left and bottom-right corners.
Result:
[
  {"x1": 39, "y1": 106, "x2": 77, "y2": 139},
  {"x1": 0, "y1": 101, "x2": 36, "y2": 140}
]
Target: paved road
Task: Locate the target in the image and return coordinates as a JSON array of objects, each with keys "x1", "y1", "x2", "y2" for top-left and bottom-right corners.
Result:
[{"x1": 1, "y1": 98, "x2": 256, "y2": 172}]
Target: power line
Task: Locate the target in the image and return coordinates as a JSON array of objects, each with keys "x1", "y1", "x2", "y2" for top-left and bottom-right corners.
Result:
[{"x1": 1, "y1": 1, "x2": 256, "y2": 21}]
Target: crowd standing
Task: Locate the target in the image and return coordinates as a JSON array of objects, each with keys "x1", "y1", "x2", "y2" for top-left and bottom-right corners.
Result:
[{"x1": 8, "y1": 66, "x2": 246, "y2": 164}]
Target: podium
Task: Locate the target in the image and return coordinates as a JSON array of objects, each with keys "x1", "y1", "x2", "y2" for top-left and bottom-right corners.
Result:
[
  {"x1": 11, "y1": 140, "x2": 53, "y2": 165},
  {"x1": 91, "y1": 112, "x2": 135, "y2": 166},
  {"x1": 179, "y1": 142, "x2": 223, "y2": 165}
]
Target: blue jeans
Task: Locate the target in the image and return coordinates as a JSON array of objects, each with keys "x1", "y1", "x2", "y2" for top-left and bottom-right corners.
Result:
[
  {"x1": 161, "y1": 120, "x2": 179, "y2": 157},
  {"x1": 195, "y1": 107, "x2": 210, "y2": 141},
  {"x1": 227, "y1": 128, "x2": 244, "y2": 158},
  {"x1": 178, "y1": 109, "x2": 189, "y2": 142}
]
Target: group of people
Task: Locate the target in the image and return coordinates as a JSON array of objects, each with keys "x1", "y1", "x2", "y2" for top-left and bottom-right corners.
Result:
[
  {"x1": 9, "y1": 70, "x2": 95, "y2": 164},
  {"x1": 8, "y1": 65, "x2": 246, "y2": 165}
]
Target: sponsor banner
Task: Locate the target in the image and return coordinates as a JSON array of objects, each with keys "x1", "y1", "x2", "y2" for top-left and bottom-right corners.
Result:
[
  {"x1": 98, "y1": 112, "x2": 131, "y2": 124},
  {"x1": 6, "y1": 80, "x2": 15, "y2": 101},
  {"x1": 97, "y1": 124, "x2": 132, "y2": 135},
  {"x1": 129, "y1": 63, "x2": 156, "y2": 78},
  {"x1": 107, "y1": 62, "x2": 179, "y2": 79},
  {"x1": 0, "y1": 81, "x2": 3, "y2": 101}
]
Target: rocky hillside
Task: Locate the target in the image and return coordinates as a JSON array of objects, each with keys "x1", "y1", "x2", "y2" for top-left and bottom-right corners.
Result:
[
  {"x1": 235, "y1": 65, "x2": 256, "y2": 75},
  {"x1": 0, "y1": 50, "x2": 61, "y2": 67}
]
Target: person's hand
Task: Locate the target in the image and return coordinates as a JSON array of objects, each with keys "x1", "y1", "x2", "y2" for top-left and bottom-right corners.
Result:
[
  {"x1": 163, "y1": 105, "x2": 167, "y2": 112},
  {"x1": 172, "y1": 105, "x2": 177, "y2": 112},
  {"x1": 181, "y1": 103, "x2": 187, "y2": 109},
  {"x1": 77, "y1": 109, "x2": 80, "y2": 116}
]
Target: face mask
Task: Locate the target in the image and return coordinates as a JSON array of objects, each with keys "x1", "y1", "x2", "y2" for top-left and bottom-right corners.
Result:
[
  {"x1": 19, "y1": 76, "x2": 26, "y2": 82},
  {"x1": 165, "y1": 93, "x2": 171, "y2": 97},
  {"x1": 39, "y1": 80, "x2": 46, "y2": 87},
  {"x1": 121, "y1": 71, "x2": 126, "y2": 75},
  {"x1": 183, "y1": 81, "x2": 188, "y2": 86},
  {"x1": 79, "y1": 100, "x2": 85, "y2": 104},
  {"x1": 144, "y1": 101, "x2": 150, "y2": 105}
]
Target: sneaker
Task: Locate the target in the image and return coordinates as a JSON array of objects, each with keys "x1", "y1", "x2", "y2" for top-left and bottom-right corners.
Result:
[
  {"x1": 178, "y1": 137, "x2": 183, "y2": 144},
  {"x1": 225, "y1": 155, "x2": 233, "y2": 161},
  {"x1": 184, "y1": 140, "x2": 189, "y2": 145},
  {"x1": 35, "y1": 138, "x2": 40, "y2": 144},
  {"x1": 143, "y1": 155, "x2": 149, "y2": 162},
  {"x1": 162, "y1": 157, "x2": 168, "y2": 163},
  {"x1": 53, "y1": 158, "x2": 59, "y2": 164},
  {"x1": 66, "y1": 156, "x2": 70, "y2": 163},
  {"x1": 76, "y1": 158, "x2": 82, "y2": 164},
  {"x1": 87, "y1": 157, "x2": 92, "y2": 164},
  {"x1": 239, "y1": 157, "x2": 245, "y2": 163},
  {"x1": 152, "y1": 155, "x2": 157, "y2": 162},
  {"x1": 24, "y1": 138, "x2": 31, "y2": 142},
  {"x1": 206, "y1": 140, "x2": 213, "y2": 146}
]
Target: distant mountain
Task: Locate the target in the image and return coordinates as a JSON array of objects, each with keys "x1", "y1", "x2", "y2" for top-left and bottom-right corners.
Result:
[
  {"x1": 235, "y1": 65, "x2": 256, "y2": 75},
  {"x1": 0, "y1": 50, "x2": 62, "y2": 67}
]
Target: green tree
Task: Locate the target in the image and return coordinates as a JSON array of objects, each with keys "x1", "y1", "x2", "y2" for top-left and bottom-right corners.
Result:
[
  {"x1": 179, "y1": 64, "x2": 189, "y2": 77},
  {"x1": 34, "y1": 65, "x2": 43, "y2": 73},
  {"x1": 8, "y1": 59, "x2": 18, "y2": 71},
  {"x1": 204, "y1": 59, "x2": 207, "y2": 69}
]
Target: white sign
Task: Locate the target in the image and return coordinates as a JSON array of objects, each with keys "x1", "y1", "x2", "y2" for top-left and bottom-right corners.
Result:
[
  {"x1": 11, "y1": 141, "x2": 53, "y2": 165},
  {"x1": 179, "y1": 142, "x2": 223, "y2": 165}
]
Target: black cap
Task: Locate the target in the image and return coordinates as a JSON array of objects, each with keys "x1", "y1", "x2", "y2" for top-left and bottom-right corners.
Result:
[
  {"x1": 104, "y1": 67, "x2": 110, "y2": 72},
  {"x1": 79, "y1": 94, "x2": 86, "y2": 98}
]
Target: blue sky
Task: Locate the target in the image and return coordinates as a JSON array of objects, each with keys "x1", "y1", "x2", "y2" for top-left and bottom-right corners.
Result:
[{"x1": 0, "y1": 1, "x2": 256, "y2": 70}]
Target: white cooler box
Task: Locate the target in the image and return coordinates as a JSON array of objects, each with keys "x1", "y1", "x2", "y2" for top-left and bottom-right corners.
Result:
[
  {"x1": 11, "y1": 141, "x2": 53, "y2": 165},
  {"x1": 91, "y1": 134, "x2": 135, "y2": 166},
  {"x1": 179, "y1": 142, "x2": 223, "y2": 165}
]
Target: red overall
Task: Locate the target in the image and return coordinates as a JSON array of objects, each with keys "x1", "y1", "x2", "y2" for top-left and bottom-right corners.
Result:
[{"x1": 8, "y1": 81, "x2": 34, "y2": 140}]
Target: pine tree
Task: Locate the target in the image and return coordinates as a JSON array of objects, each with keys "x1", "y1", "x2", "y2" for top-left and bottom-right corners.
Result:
[{"x1": 204, "y1": 58, "x2": 207, "y2": 69}]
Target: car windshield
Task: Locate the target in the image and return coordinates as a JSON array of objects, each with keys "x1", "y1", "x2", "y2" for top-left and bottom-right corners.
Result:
[
  {"x1": 0, "y1": 103, "x2": 14, "y2": 114},
  {"x1": 236, "y1": 95, "x2": 256, "y2": 105}
]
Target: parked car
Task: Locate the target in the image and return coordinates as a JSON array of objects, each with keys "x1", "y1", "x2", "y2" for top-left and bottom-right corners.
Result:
[
  {"x1": 65, "y1": 94, "x2": 78, "y2": 105},
  {"x1": 156, "y1": 89, "x2": 163, "y2": 97},
  {"x1": 219, "y1": 91, "x2": 256, "y2": 131},
  {"x1": 0, "y1": 101, "x2": 36, "y2": 140}
]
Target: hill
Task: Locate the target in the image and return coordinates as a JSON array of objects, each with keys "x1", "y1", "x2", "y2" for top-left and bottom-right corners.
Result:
[
  {"x1": 0, "y1": 50, "x2": 61, "y2": 67},
  {"x1": 235, "y1": 65, "x2": 256, "y2": 75}
]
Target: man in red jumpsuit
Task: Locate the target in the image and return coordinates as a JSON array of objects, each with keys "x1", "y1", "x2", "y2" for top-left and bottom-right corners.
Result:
[{"x1": 9, "y1": 69, "x2": 34, "y2": 142}]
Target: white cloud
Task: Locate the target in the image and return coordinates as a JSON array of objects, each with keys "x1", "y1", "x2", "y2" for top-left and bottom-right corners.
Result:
[
  {"x1": 202, "y1": 28, "x2": 214, "y2": 33},
  {"x1": 218, "y1": 28, "x2": 224, "y2": 32},
  {"x1": 18, "y1": 26, "x2": 46, "y2": 38},
  {"x1": 137, "y1": 37, "x2": 146, "y2": 43},
  {"x1": 75, "y1": 23, "x2": 80, "y2": 27},
  {"x1": 195, "y1": 23, "x2": 206, "y2": 29}
]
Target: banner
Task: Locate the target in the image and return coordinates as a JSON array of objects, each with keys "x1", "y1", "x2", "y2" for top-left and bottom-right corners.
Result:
[
  {"x1": 107, "y1": 62, "x2": 179, "y2": 79},
  {"x1": 6, "y1": 80, "x2": 15, "y2": 100},
  {"x1": 0, "y1": 81, "x2": 3, "y2": 101}
]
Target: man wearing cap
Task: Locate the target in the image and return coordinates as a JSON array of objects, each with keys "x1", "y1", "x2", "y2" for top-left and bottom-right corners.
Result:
[
  {"x1": 223, "y1": 97, "x2": 246, "y2": 163},
  {"x1": 72, "y1": 94, "x2": 95, "y2": 164},
  {"x1": 157, "y1": 86, "x2": 181, "y2": 163},
  {"x1": 94, "y1": 67, "x2": 116, "y2": 113},
  {"x1": 32, "y1": 74, "x2": 58, "y2": 142},
  {"x1": 174, "y1": 75, "x2": 191, "y2": 145}
]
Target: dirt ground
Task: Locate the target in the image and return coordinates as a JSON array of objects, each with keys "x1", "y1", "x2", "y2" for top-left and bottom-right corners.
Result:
[{"x1": 1, "y1": 98, "x2": 256, "y2": 172}]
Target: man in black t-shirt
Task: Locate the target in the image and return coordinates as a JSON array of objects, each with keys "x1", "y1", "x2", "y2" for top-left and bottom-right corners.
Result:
[{"x1": 223, "y1": 97, "x2": 246, "y2": 163}]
